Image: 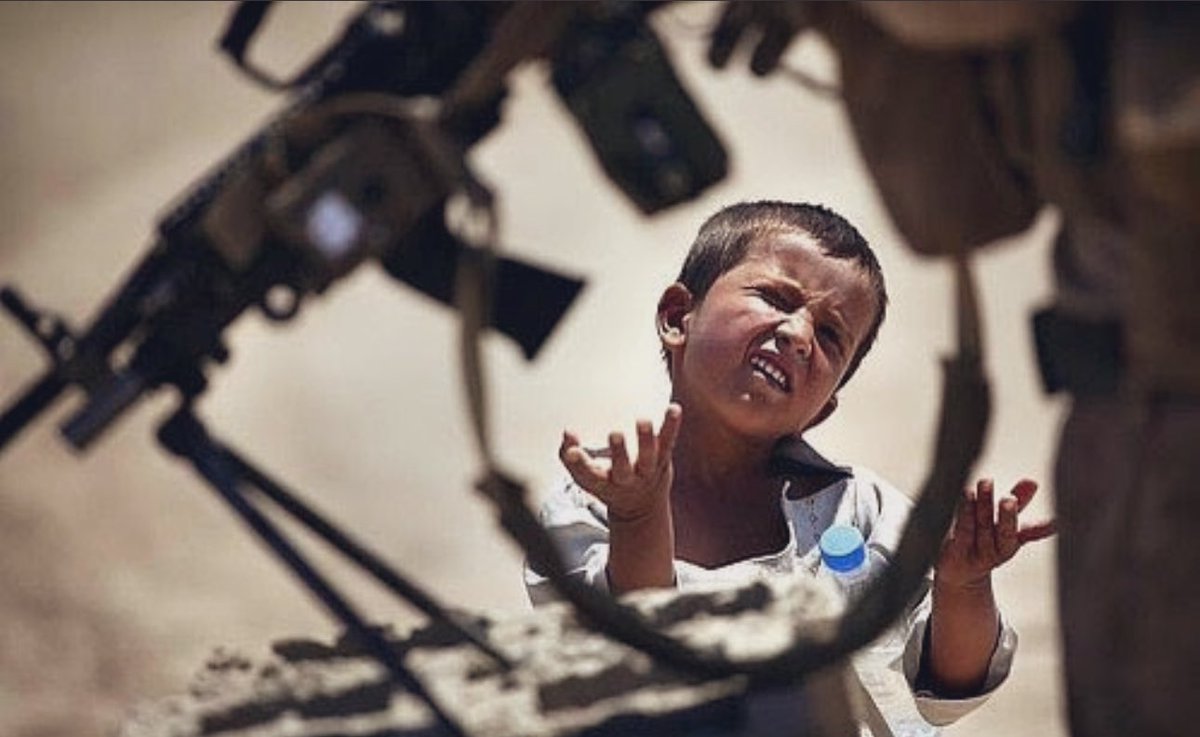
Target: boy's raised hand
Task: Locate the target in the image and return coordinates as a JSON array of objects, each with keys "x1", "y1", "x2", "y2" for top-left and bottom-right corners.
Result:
[
  {"x1": 559, "y1": 403, "x2": 683, "y2": 522},
  {"x1": 935, "y1": 478, "x2": 1058, "y2": 588}
]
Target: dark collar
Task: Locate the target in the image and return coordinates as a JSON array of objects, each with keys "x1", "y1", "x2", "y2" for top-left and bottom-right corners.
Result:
[{"x1": 768, "y1": 435, "x2": 853, "y2": 499}]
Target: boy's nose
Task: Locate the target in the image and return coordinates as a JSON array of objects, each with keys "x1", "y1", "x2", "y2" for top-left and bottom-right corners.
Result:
[{"x1": 776, "y1": 312, "x2": 815, "y2": 360}]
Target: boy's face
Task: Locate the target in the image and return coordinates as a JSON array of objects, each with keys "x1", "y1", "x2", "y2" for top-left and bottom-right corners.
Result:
[{"x1": 662, "y1": 230, "x2": 878, "y2": 441}]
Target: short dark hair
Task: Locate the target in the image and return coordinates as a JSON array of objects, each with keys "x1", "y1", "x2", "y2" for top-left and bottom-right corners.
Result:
[{"x1": 671, "y1": 200, "x2": 887, "y2": 388}]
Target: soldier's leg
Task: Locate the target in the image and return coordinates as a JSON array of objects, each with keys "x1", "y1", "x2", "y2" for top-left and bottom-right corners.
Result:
[
  {"x1": 1119, "y1": 398, "x2": 1200, "y2": 736},
  {"x1": 1054, "y1": 396, "x2": 1138, "y2": 737}
]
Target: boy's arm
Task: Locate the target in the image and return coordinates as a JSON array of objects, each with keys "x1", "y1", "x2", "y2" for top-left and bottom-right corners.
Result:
[
  {"x1": 927, "y1": 478, "x2": 1056, "y2": 695},
  {"x1": 560, "y1": 404, "x2": 682, "y2": 595},
  {"x1": 928, "y1": 575, "x2": 1001, "y2": 695},
  {"x1": 606, "y1": 490, "x2": 675, "y2": 593}
]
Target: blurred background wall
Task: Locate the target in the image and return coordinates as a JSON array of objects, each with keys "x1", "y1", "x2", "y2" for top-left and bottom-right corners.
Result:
[{"x1": 0, "y1": 3, "x2": 1066, "y2": 736}]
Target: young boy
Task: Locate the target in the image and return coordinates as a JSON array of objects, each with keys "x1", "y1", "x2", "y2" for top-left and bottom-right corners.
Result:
[{"x1": 525, "y1": 201, "x2": 1055, "y2": 726}]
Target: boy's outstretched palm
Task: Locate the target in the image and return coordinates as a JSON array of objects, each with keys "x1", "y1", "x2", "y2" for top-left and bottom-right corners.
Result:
[
  {"x1": 559, "y1": 403, "x2": 683, "y2": 522},
  {"x1": 936, "y1": 478, "x2": 1058, "y2": 588}
]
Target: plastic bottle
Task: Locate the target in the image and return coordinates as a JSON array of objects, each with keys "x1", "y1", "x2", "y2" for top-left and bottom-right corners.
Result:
[
  {"x1": 818, "y1": 524, "x2": 871, "y2": 603},
  {"x1": 819, "y1": 525, "x2": 937, "y2": 737}
]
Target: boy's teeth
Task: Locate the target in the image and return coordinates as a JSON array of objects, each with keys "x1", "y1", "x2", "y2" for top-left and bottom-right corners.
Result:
[{"x1": 751, "y1": 356, "x2": 789, "y2": 391}]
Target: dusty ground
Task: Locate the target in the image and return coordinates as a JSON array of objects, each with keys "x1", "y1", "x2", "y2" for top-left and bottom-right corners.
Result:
[{"x1": 0, "y1": 3, "x2": 1066, "y2": 736}]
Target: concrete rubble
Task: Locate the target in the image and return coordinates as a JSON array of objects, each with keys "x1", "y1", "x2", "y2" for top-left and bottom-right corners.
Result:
[{"x1": 118, "y1": 577, "x2": 860, "y2": 737}]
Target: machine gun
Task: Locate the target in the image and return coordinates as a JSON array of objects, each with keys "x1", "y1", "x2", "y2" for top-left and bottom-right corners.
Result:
[{"x1": 0, "y1": 0, "x2": 733, "y2": 456}]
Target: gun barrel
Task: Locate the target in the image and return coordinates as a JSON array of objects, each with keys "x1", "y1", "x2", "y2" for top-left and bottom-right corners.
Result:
[{"x1": 0, "y1": 372, "x2": 67, "y2": 453}]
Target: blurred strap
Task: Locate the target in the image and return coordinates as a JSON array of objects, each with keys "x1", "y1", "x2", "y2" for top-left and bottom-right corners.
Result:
[
  {"x1": 955, "y1": 253, "x2": 983, "y2": 362},
  {"x1": 455, "y1": 225, "x2": 497, "y2": 465}
]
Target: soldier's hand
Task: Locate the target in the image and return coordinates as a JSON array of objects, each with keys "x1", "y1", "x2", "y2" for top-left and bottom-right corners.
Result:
[{"x1": 708, "y1": 1, "x2": 813, "y2": 76}]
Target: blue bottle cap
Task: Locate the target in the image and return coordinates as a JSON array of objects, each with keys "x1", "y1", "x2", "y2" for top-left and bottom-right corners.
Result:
[{"x1": 819, "y1": 524, "x2": 866, "y2": 573}]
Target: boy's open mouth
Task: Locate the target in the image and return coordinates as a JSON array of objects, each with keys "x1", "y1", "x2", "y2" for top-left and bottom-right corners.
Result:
[{"x1": 749, "y1": 354, "x2": 791, "y2": 393}]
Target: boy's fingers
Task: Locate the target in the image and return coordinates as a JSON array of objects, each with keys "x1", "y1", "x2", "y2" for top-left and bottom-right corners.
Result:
[
  {"x1": 608, "y1": 432, "x2": 633, "y2": 485},
  {"x1": 1011, "y1": 479, "x2": 1039, "y2": 513},
  {"x1": 656, "y1": 403, "x2": 683, "y2": 469},
  {"x1": 634, "y1": 419, "x2": 656, "y2": 474},
  {"x1": 559, "y1": 432, "x2": 599, "y2": 483},
  {"x1": 975, "y1": 478, "x2": 997, "y2": 553},
  {"x1": 1018, "y1": 519, "x2": 1059, "y2": 545},
  {"x1": 952, "y1": 486, "x2": 976, "y2": 541},
  {"x1": 561, "y1": 445, "x2": 607, "y2": 490},
  {"x1": 559, "y1": 430, "x2": 580, "y2": 461},
  {"x1": 997, "y1": 497, "x2": 1020, "y2": 560}
]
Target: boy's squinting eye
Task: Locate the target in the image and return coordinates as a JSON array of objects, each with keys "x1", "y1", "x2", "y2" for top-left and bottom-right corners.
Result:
[
  {"x1": 818, "y1": 324, "x2": 844, "y2": 354},
  {"x1": 753, "y1": 286, "x2": 795, "y2": 311}
]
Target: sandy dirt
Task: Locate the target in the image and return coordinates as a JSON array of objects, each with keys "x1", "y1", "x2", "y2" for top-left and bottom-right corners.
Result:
[{"x1": 0, "y1": 3, "x2": 1066, "y2": 736}]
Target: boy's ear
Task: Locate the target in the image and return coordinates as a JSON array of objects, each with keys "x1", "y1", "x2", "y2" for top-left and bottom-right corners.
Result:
[
  {"x1": 657, "y1": 282, "x2": 693, "y2": 350},
  {"x1": 803, "y1": 395, "x2": 839, "y2": 431}
]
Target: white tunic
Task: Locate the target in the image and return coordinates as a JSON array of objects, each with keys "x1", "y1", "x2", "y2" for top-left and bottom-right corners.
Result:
[{"x1": 524, "y1": 438, "x2": 1017, "y2": 728}]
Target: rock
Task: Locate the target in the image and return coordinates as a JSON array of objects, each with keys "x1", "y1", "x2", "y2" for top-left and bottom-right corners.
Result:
[{"x1": 118, "y1": 577, "x2": 858, "y2": 737}]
